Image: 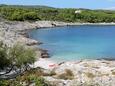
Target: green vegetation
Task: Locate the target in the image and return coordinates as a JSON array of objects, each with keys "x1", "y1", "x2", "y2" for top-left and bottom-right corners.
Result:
[
  {"x1": 0, "y1": 42, "x2": 10, "y2": 69},
  {"x1": 0, "y1": 42, "x2": 51, "y2": 86},
  {"x1": 0, "y1": 42, "x2": 36, "y2": 77},
  {"x1": 0, "y1": 5, "x2": 115, "y2": 22},
  {"x1": 0, "y1": 68, "x2": 50, "y2": 86}
]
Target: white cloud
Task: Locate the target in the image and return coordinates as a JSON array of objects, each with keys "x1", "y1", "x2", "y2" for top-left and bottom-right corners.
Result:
[{"x1": 103, "y1": 7, "x2": 115, "y2": 10}]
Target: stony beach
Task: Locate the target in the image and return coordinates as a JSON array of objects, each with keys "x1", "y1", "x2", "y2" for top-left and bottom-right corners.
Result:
[{"x1": 1, "y1": 20, "x2": 115, "y2": 86}]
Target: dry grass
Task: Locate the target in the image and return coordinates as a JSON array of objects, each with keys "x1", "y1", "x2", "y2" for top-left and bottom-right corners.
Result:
[
  {"x1": 112, "y1": 71, "x2": 115, "y2": 75},
  {"x1": 111, "y1": 69, "x2": 115, "y2": 75},
  {"x1": 43, "y1": 70, "x2": 56, "y2": 76},
  {"x1": 57, "y1": 69, "x2": 74, "y2": 80},
  {"x1": 84, "y1": 72, "x2": 95, "y2": 79}
]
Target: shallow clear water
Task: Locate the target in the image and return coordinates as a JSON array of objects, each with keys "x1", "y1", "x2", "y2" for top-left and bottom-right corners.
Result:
[{"x1": 29, "y1": 25, "x2": 115, "y2": 61}]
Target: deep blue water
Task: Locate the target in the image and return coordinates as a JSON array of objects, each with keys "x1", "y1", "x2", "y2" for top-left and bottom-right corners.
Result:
[{"x1": 29, "y1": 25, "x2": 115, "y2": 61}]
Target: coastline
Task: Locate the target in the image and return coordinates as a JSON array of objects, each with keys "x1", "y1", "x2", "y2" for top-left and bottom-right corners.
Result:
[
  {"x1": 1, "y1": 20, "x2": 115, "y2": 55},
  {"x1": 1, "y1": 20, "x2": 115, "y2": 63},
  {"x1": 1, "y1": 20, "x2": 115, "y2": 85}
]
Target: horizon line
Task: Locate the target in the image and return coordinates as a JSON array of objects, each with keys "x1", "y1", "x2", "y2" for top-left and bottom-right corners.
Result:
[{"x1": 0, "y1": 4, "x2": 115, "y2": 10}]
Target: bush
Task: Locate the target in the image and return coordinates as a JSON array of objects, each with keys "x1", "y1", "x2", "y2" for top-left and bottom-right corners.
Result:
[
  {"x1": 10, "y1": 12, "x2": 24, "y2": 21},
  {"x1": 9, "y1": 44, "x2": 36, "y2": 67},
  {"x1": 58, "y1": 69, "x2": 74, "y2": 80},
  {"x1": 0, "y1": 76, "x2": 49, "y2": 86},
  {"x1": 0, "y1": 42, "x2": 10, "y2": 69},
  {"x1": 27, "y1": 75, "x2": 49, "y2": 86},
  {"x1": 23, "y1": 12, "x2": 40, "y2": 20},
  {"x1": 0, "y1": 68, "x2": 51, "y2": 86},
  {"x1": 0, "y1": 43, "x2": 36, "y2": 77},
  {"x1": 85, "y1": 72, "x2": 95, "y2": 79},
  {"x1": 0, "y1": 80, "x2": 9, "y2": 86}
]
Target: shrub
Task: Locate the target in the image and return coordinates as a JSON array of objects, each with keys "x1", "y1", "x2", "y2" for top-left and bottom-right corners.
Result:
[
  {"x1": 58, "y1": 69, "x2": 74, "y2": 80},
  {"x1": 23, "y1": 12, "x2": 40, "y2": 20},
  {"x1": 0, "y1": 43, "x2": 36, "y2": 77},
  {"x1": 0, "y1": 42, "x2": 10, "y2": 69},
  {"x1": 0, "y1": 80, "x2": 9, "y2": 86},
  {"x1": 10, "y1": 12, "x2": 24, "y2": 21},
  {"x1": 85, "y1": 72, "x2": 95, "y2": 79},
  {"x1": 0, "y1": 80, "x2": 22, "y2": 86},
  {"x1": 111, "y1": 70, "x2": 115, "y2": 75},
  {"x1": 9, "y1": 44, "x2": 36, "y2": 67},
  {"x1": 0, "y1": 68, "x2": 51, "y2": 86},
  {"x1": 27, "y1": 75, "x2": 48, "y2": 86},
  {"x1": 49, "y1": 70, "x2": 56, "y2": 76}
]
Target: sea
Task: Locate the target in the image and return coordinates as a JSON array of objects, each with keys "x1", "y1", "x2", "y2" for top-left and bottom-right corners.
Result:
[{"x1": 29, "y1": 25, "x2": 115, "y2": 62}]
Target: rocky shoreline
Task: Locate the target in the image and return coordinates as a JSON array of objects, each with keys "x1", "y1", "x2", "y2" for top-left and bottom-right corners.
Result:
[
  {"x1": 44, "y1": 60, "x2": 115, "y2": 86},
  {"x1": 1, "y1": 20, "x2": 115, "y2": 86},
  {"x1": 0, "y1": 20, "x2": 67, "y2": 58},
  {"x1": 1, "y1": 20, "x2": 115, "y2": 46}
]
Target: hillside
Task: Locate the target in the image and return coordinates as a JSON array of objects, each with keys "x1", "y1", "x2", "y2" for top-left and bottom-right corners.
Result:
[
  {"x1": 0, "y1": 4, "x2": 54, "y2": 9},
  {"x1": 0, "y1": 5, "x2": 115, "y2": 23}
]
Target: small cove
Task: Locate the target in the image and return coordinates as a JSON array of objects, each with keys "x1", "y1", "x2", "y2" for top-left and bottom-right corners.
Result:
[{"x1": 29, "y1": 25, "x2": 115, "y2": 62}]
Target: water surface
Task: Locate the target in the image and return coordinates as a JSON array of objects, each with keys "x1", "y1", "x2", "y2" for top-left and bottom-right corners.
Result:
[{"x1": 29, "y1": 25, "x2": 115, "y2": 61}]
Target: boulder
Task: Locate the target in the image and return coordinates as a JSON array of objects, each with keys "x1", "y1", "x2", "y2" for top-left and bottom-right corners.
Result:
[{"x1": 40, "y1": 49, "x2": 50, "y2": 58}]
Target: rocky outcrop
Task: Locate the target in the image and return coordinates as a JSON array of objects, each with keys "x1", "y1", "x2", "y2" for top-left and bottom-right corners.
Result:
[
  {"x1": 0, "y1": 20, "x2": 70, "y2": 47},
  {"x1": 40, "y1": 49, "x2": 50, "y2": 58},
  {"x1": 44, "y1": 60, "x2": 115, "y2": 86}
]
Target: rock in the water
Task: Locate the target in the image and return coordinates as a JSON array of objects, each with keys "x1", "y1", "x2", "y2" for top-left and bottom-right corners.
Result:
[{"x1": 40, "y1": 49, "x2": 50, "y2": 58}]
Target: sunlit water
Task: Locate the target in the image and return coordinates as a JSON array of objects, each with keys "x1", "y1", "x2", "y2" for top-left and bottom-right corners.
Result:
[{"x1": 29, "y1": 25, "x2": 115, "y2": 61}]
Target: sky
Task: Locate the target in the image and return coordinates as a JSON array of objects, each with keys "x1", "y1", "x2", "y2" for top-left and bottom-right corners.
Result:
[{"x1": 0, "y1": 0, "x2": 115, "y2": 9}]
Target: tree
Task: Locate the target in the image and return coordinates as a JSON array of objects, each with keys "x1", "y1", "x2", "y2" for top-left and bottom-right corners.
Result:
[
  {"x1": 0, "y1": 43, "x2": 36, "y2": 78},
  {"x1": 23, "y1": 12, "x2": 40, "y2": 20},
  {"x1": 1, "y1": 5, "x2": 115, "y2": 22},
  {"x1": 9, "y1": 44, "x2": 36, "y2": 68},
  {"x1": 10, "y1": 12, "x2": 24, "y2": 21}
]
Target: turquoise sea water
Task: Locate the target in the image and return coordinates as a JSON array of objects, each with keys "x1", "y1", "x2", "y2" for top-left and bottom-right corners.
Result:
[{"x1": 29, "y1": 25, "x2": 115, "y2": 61}]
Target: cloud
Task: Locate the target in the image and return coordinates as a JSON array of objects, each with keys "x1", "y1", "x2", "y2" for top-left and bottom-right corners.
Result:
[{"x1": 103, "y1": 7, "x2": 115, "y2": 10}]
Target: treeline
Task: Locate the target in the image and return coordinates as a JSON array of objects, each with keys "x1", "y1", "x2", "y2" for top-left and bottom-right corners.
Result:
[{"x1": 0, "y1": 5, "x2": 115, "y2": 23}]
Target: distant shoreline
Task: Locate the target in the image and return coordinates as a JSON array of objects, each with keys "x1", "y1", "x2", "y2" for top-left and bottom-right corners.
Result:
[{"x1": 67, "y1": 22, "x2": 115, "y2": 26}]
